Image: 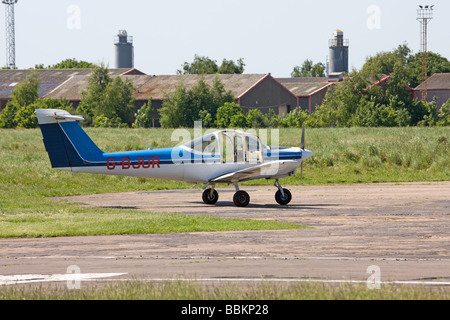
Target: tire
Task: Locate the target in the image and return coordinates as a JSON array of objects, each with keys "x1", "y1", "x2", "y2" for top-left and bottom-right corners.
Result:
[
  {"x1": 233, "y1": 190, "x2": 250, "y2": 207},
  {"x1": 275, "y1": 188, "x2": 292, "y2": 205},
  {"x1": 202, "y1": 188, "x2": 219, "y2": 205}
]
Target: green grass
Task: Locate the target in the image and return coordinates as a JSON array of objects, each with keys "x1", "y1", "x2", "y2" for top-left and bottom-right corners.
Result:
[
  {"x1": 1, "y1": 280, "x2": 448, "y2": 300},
  {"x1": 0, "y1": 126, "x2": 449, "y2": 238},
  {"x1": 275, "y1": 126, "x2": 450, "y2": 185},
  {"x1": 0, "y1": 128, "x2": 305, "y2": 238}
]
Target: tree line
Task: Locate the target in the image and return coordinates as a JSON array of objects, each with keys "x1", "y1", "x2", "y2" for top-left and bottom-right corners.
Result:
[
  {"x1": 1, "y1": 47, "x2": 449, "y2": 129},
  {"x1": 309, "y1": 44, "x2": 450, "y2": 127}
]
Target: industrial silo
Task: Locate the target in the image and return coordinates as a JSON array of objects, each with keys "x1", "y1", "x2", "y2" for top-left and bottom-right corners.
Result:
[
  {"x1": 114, "y1": 30, "x2": 134, "y2": 68},
  {"x1": 328, "y1": 29, "x2": 349, "y2": 74}
]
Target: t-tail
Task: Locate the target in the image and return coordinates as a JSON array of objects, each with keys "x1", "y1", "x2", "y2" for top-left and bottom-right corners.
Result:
[{"x1": 35, "y1": 109, "x2": 105, "y2": 171}]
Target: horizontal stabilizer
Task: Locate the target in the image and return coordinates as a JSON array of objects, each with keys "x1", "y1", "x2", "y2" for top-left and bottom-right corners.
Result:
[{"x1": 35, "y1": 109, "x2": 84, "y2": 125}]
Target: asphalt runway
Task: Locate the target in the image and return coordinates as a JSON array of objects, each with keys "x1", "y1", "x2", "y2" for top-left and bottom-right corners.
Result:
[{"x1": 1, "y1": 181, "x2": 449, "y2": 287}]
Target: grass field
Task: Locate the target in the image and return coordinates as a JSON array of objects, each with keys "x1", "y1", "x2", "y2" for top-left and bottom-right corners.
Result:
[
  {"x1": 0, "y1": 126, "x2": 449, "y2": 300},
  {"x1": 0, "y1": 126, "x2": 449, "y2": 238},
  {"x1": 1, "y1": 280, "x2": 449, "y2": 300}
]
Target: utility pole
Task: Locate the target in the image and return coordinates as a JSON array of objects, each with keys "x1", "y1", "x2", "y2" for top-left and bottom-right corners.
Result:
[
  {"x1": 417, "y1": 5, "x2": 434, "y2": 102},
  {"x1": 2, "y1": 0, "x2": 18, "y2": 69}
]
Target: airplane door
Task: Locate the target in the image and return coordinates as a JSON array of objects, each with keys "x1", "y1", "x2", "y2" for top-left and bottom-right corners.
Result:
[
  {"x1": 220, "y1": 133, "x2": 234, "y2": 163},
  {"x1": 234, "y1": 134, "x2": 245, "y2": 163}
]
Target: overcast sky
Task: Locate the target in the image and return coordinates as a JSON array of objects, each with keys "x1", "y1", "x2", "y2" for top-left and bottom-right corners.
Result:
[{"x1": 4, "y1": 0, "x2": 450, "y2": 77}]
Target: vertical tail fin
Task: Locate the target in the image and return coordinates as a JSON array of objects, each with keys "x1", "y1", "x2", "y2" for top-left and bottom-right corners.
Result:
[{"x1": 35, "y1": 109, "x2": 104, "y2": 169}]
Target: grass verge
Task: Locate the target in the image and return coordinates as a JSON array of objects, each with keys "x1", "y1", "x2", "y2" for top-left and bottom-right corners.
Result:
[{"x1": 1, "y1": 280, "x2": 448, "y2": 300}]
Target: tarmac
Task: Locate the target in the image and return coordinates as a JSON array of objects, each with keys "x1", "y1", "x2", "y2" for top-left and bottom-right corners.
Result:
[{"x1": 1, "y1": 181, "x2": 449, "y2": 287}]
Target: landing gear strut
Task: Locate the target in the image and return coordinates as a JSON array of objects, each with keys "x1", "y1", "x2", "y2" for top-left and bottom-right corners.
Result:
[
  {"x1": 202, "y1": 181, "x2": 291, "y2": 207},
  {"x1": 274, "y1": 179, "x2": 292, "y2": 205}
]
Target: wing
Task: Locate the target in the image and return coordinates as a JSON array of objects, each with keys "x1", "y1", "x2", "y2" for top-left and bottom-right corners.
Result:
[{"x1": 211, "y1": 160, "x2": 299, "y2": 183}]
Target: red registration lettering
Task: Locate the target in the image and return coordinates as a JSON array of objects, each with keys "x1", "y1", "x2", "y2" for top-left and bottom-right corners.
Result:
[
  {"x1": 106, "y1": 156, "x2": 160, "y2": 170},
  {"x1": 152, "y1": 156, "x2": 160, "y2": 168},
  {"x1": 141, "y1": 157, "x2": 150, "y2": 169},
  {"x1": 121, "y1": 157, "x2": 131, "y2": 169},
  {"x1": 107, "y1": 158, "x2": 116, "y2": 170}
]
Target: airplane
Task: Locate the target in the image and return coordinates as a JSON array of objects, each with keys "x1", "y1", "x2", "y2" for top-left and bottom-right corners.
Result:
[{"x1": 35, "y1": 109, "x2": 314, "y2": 207}]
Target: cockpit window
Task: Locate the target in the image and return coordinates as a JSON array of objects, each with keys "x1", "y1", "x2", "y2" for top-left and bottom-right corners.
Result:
[
  {"x1": 246, "y1": 136, "x2": 260, "y2": 152},
  {"x1": 182, "y1": 130, "x2": 264, "y2": 163},
  {"x1": 183, "y1": 133, "x2": 218, "y2": 154}
]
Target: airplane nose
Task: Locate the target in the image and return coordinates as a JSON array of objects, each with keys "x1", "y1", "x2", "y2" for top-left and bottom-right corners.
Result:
[{"x1": 301, "y1": 149, "x2": 314, "y2": 160}]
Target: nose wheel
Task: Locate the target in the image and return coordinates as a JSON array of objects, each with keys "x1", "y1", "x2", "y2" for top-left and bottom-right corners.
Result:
[{"x1": 274, "y1": 180, "x2": 292, "y2": 205}]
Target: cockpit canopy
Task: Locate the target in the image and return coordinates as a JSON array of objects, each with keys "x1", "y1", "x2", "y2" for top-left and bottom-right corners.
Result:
[{"x1": 182, "y1": 130, "x2": 265, "y2": 163}]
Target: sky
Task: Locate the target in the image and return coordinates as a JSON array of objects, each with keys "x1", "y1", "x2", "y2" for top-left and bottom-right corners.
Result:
[{"x1": 3, "y1": 0, "x2": 450, "y2": 77}]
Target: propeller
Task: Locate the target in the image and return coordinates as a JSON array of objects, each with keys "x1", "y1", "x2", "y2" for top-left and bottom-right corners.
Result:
[{"x1": 300, "y1": 123, "x2": 305, "y2": 181}]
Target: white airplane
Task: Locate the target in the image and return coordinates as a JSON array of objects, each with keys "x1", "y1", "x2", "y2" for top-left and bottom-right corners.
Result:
[{"x1": 35, "y1": 109, "x2": 313, "y2": 207}]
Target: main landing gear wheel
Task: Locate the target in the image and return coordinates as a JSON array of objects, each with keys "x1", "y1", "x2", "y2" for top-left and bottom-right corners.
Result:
[
  {"x1": 202, "y1": 188, "x2": 219, "y2": 205},
  {"x1": 233, "y1": 190, "x2": 250, "y2": 207},
  {"x1": 275, "y1": 188, "x2": 292, "y2": 205}
]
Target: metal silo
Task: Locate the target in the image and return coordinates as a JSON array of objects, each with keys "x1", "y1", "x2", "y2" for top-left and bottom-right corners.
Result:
[
  {"x1": 114, "y1": 30, "x2": 134, "y2": 68},
  {"x1": 328, "y1": 30, "x2": 349, "y2": 74}
]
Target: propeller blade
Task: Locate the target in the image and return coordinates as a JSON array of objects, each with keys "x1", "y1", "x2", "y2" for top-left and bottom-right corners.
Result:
[
  {"x1": 301, "y1": 123, "x2": 305, "y2": 150},
  {"x1": 300, "y1": 123, "x2": 305, "y2": 181}
]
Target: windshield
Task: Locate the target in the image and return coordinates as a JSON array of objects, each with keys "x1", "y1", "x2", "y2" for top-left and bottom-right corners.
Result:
[{"x1": 182, "y1": 133, "x2": 218, "y2": 154}]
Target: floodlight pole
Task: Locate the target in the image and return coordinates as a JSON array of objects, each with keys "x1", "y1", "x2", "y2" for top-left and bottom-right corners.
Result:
[{"x1": 417, "y1": 5, "x2": 434, "y2": 102}]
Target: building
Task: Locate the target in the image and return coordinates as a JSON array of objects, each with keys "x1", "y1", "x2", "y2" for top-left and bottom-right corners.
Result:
[
  {"x1": 132, "y1": 73, "x2": 299, "y2": 126},
  {"x1": 277, "y1": 77, "x2": 335, "y2": 113},
  {"x1": 414, "y1": 73, "x2": 450, "y2": 109},
  {"x1": 0, "y1": 69, "x2": 299, "y2": 127},
  {"x1": 0, "y1": 68, "x2": 145, "y2": 111}
]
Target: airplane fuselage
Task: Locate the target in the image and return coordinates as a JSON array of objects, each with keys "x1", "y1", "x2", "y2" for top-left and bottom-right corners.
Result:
[
  {"x1": 65, "y1": 146, "x2": 305, "y2": 184},
  {"x1": 35, "y1": 109, "x2": 313, "y2": 206}
]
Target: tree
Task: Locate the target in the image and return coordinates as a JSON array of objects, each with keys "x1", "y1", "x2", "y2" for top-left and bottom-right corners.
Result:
[
  {"x1": 437, "y1": 98, "x2": 450, "y2": 126},
  {"x1": 0, "y1": 71, "x2": 40, "y2": 128},
  {"x1": 159, "y1": 81, "x2": 189, "y2": 128},
  {"x1": 178, "y1": 55, "x2": 218, "y2": 75},
  {"x1": 10, "y1": 70, "x2": 40, "y2": 107},
  {"x1": 178, "y1": 55, "x2": 245, "y2": 74},
  {"x1": 218, "y1": 58, "x2": 245, "y2": 74},
  {"x1": 283, "y1": 108, "x2": 309, "y2": 128},
  {"x1": 100, "y1": 76, "x2": 135, "y2": 125},
  {"x1": 78, "y1": 63, "x2": 112, "y2": 122},
  {"x1": 291, "y1": 59, "x2": 326, "y2": 77},
  {"x1": 159, "y1": 77, "x2": 233, "y2": 128},
  {"x1": 215, "y1": 102, "x2": 245, "y2": 128},
  {"x1": 78, "y1": 64, "x2": 135, "y2": 127},
  {"x1": 35, "y1": 58, "x2": 96, "y2": 69},
  {"x1": 14, "y1": 98, "x2": 75, "y2": 129},
  {"x1": 407, "y1": 52, "x2": 450, "y2": 88},
  {"x1": 246, "y1": 109, "x2": 266, "y2": 128},
  {"x1": 134, "y1": 97, "x2": 154, "y2": 128}
]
